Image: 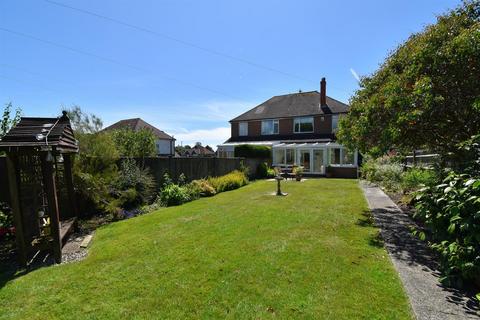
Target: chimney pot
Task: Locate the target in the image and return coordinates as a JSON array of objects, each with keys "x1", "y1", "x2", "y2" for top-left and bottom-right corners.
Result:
[{"x1": 320, "y1": 77, "x2": 326, "y2": 106}]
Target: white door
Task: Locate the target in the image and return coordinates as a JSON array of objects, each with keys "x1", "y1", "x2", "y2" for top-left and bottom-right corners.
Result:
[
  {"x1": 313, "y1": 149, "x2": 326, "y2": 174},
  {"x1": 298, "y1": 149, "x2": 311, "y2": 172}
]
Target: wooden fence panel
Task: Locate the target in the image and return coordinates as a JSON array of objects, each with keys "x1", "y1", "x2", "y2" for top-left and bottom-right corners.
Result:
[
  {"x1": 0, "y1": 156, "x2": 243, "y2": 207},
  {"x1": 0, "y1": 156, "x2": 10, "y2": 204}
]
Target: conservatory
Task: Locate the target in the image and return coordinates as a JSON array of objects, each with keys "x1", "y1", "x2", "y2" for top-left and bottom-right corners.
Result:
[{"x1": 272, "y1": 142, "x2": 358, "y2": 175}]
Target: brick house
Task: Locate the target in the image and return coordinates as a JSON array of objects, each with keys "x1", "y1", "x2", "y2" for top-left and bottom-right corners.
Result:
[
  {"x1": 103, "y1": 118, "x2": 175, "y2": 156},
  {"x1": 217, "y1": 78, "x2": 359, "y2": 177}
]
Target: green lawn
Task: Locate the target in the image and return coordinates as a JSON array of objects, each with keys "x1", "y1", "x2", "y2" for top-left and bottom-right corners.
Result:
[{"x1": 0, "y1": 179, "x2": 411, "y2": 319}]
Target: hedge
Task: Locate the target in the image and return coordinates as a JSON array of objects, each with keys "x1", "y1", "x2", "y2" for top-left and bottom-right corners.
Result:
[{"x1": 234, "y1": 144, "x2": 271, "y2": 158}]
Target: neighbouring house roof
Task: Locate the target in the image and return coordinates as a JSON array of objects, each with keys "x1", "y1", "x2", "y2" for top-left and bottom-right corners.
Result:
[
  {"x1": 102, "y1": 118, "x2": 175, "y2": 140},
  {"x1": 230, "y1": 91, "x2": 349, "y2": 122},
  {"x1": 182, "y1": 144, "x2": 215, "y2": 156},
  {"x1": 0, "y1": 112, "x2": 78, "y2": 153}
]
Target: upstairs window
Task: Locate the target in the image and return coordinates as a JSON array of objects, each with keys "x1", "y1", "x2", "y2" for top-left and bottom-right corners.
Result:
[
  {"x1": 294, "y1": 117, "x2": 314, "y2": 133},
  {"x1": 332, "y1": 115, "x2": 339, "y2": 132},
  {"x1": 239, "y1": 122, "x2": 248, "y2": 136},
  {"x1": 261, "y1": 119, "x2": 279, "y2": 135}
]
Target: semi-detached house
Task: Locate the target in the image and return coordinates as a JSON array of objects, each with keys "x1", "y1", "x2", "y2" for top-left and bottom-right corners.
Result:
[{"x1": 217, "y1": 78, "x2": 359, "y2": 178}]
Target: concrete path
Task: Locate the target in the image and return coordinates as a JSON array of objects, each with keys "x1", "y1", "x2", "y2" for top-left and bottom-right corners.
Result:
[{"x1": 360, "y1": 181, "x2": 479, "y2": 320}]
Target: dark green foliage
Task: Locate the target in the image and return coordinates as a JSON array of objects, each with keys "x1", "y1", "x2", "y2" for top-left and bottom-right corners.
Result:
[
  {"x1": 256, "y1": 162, "x2": 269, "y2": 178},
  {"x1": 1, "y1": 102, "x2": 21, "y2": 139},
  {"x1": 158, "y1": 173, "x2": 191, "y2": 206},
  {"x1": 446, "y1": 134, "x2": 480, "y2": 175},
  {"x1": 0, "y1": 202, "x2": 14, "y2": 238},
  {"x1": 414, "y1": 172, "x2": 480, "y2": 284},
  {"x1": 112, "y1": 128, "x2": 156, "y2": 158},
  {"x1": 234, "y1": 144, "x2": 271, "y2": 158},
  {"x1": 114, "y1": 158, "x2": 156, "y2": 206},
  {"x1": 207, "y1": 170, "x2": 249, "y2": 193},
  {"x1": 400, "y1": 168, "x2": 437, "y2": 192},
  {"x1": 156, "y1": 171, "x2": 248, "y2": 207},
  {"x1": 73, "y1": 132, "x2": 120, "y2": 213},
  {"x1": 338, "y1": 1, "x2": 480, "y2": 157}
]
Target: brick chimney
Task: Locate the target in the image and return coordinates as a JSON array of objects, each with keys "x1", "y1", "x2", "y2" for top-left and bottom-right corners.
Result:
[{"x1": 320, "y1": 77, "x2": 327, "y2": 106}]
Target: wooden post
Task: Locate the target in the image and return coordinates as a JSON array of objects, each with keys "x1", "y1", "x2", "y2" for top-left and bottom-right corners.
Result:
[
  {"x1": 41, "y1": 154, "x2": 62, "y2": 264},
  {"x1": 6, "y1": 154, "x2": 28, "y2": 267},
  {"x1": 63, "y1": 154, "x2": 78, "y2": 219}
]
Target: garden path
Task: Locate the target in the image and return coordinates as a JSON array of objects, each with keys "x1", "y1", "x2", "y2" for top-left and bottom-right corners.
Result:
[{"x1": 361, "y1": 181, "x2": 479, "y2": 320}]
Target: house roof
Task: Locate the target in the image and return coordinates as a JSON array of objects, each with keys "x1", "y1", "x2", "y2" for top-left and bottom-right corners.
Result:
[
  {"x1": 102, "y1": 118, "x2": 175, "y2": 140},
  {"x1": 230, "y1": 91, "x2": 349, "y2": 122},
  {"x1": 183, "y1": 144, "x2": 215, "y2": 156},
  {"x1": 0, "y1": 112, "x2": 78, "y2": 153}
]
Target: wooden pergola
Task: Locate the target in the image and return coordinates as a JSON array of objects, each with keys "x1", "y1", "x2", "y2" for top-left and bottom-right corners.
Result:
[{"x1": 0, "y1": 111, "x2": 78, "y2": 266}]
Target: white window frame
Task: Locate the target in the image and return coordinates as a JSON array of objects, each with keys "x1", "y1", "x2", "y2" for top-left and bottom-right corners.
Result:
[
  {"x1": 332, "y1": 115, "x2": 339, "y2": 132},
  {"x1": 328, "y1": 147, "x2": 357, "y2": 167},
  {"x1": 239, "y1": 122, "x2": 248, "y2": 136},
  {"x1": 293, "y1": 116, "x2": 314, "y2": 133},
  {"x1": 261, "y1": 119, "x2": 279, "y2": 135}
]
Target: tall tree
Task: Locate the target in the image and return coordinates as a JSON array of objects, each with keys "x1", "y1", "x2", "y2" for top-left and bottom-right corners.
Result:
[
  {"x1": 65, "y1": 105, "x2": 103, "y2": 134},
  {"x1": 337, "y1": 1, "x2": 480, "y2": 157},
  {"x1": 111, "y1": 128, "x2": 156, "y2": 158}
]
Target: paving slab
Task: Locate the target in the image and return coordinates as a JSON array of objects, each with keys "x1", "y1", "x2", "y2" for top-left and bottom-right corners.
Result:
[{"x1": 360, "y1": 181, "x2": 479, "y2": 320}]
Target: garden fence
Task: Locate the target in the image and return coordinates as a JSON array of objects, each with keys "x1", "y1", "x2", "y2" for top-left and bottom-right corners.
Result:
[{"x1": 0, "y1": 156, "x2": 245, "y2": 206}]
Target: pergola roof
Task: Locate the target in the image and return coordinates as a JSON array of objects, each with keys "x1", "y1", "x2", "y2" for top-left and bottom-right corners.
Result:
[
  {"x1": 0, "y1": 111, "x2": 78, "y2": 153},
  {"x1": 272, "y1": 142, "x2": 344, "y2": 148}
]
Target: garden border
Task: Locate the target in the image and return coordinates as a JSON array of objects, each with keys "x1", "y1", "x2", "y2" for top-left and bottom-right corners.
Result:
[{"x1": 360, "y1": 181, "x2": 479, "y2": 320}]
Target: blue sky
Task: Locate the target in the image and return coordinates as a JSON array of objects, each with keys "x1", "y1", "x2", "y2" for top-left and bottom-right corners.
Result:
[{"x1": 0, "y1": 0, "x2": 460, "y2": 147}]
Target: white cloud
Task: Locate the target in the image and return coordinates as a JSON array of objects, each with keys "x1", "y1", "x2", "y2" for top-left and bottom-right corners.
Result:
[
  {"x1": 101, "y1": 99, "x2": 254, "y2": 129},
  {"x1": 97, "y1": 99, "x2": 258, "y2": 149},
  {"x1": 350, "y1": 68, "x2": 361, "y2": 83},
  {"x1": 171, "y1": 127, "x2": 231, "y2": 149}
]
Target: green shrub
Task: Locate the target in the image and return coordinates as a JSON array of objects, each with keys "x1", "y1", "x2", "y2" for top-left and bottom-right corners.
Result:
[
  {"x1": 362, "y1": 156, "x2": 403, "y2": 191},
  {"x1": 73, "y1": 132, "x2": 120, "y2": 213},
  {"x1": 111, "y1": 128, "x2": 156, "y2": 158},
  {"x1": 188, "y1": 179, "x2": 216, "y2": 197},
  {"x1": 207, "y1": 170, "x2": 248, "y2": 193},
  {"x1": 414, "y1": 172, "x2": 480, "y2": 284},
  {"x1": 158, "y1": 172, "x2": 191, "y2": 207},
  {"x1": 266, "y1": 167, "x2": 276, "y2": 178},
  {"x1": 256, "y1": 162, "x2": 269, "y2": 178},
  {"x1": 159, "y1": 184, "x2": 191, "y2": 206},
  {"x1": 106, "y1": 188, "x2": 140, "y2": 214},
  {"x1": 401, "y1": 168, "x2": 437, "y2": 192},
  {"x1": 234, "y1": 144, "x2": 271, "y2": 158},
  {"x1": 115, "y1": 158, "x2": 156, "y2": 205}
]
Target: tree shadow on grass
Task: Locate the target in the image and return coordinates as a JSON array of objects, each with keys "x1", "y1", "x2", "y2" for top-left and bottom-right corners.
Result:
[
  {"x1": 356, "y1": 210, "x2": 375, "y2": 227},
  {"x1": 0, "y1": 244, "x2": 54, "y2": 289}
]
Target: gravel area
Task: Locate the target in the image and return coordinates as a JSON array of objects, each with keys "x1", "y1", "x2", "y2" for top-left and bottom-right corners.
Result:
[{"x1": 61, "y1": 232, "x2": 92, "y2": 264}]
